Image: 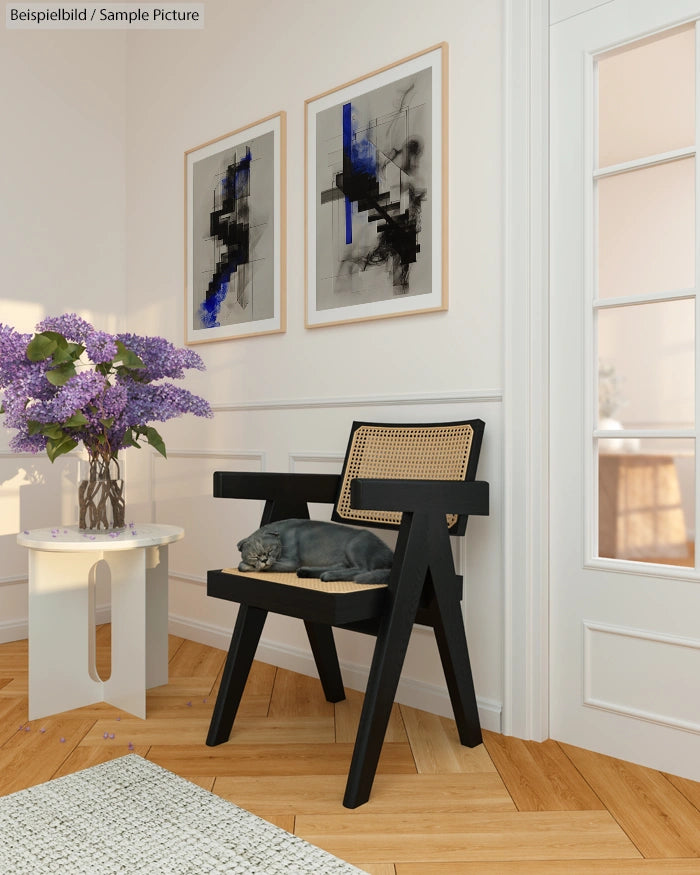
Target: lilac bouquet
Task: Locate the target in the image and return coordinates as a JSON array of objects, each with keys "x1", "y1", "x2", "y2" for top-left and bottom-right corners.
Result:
[{"x1": 0, "y1": 314, "x2": 212, "y2": 528}]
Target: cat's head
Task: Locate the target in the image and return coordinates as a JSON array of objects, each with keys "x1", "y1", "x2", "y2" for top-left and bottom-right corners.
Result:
[{"x1": 237, "y1": 531, "x2": 282, "y2": 570}]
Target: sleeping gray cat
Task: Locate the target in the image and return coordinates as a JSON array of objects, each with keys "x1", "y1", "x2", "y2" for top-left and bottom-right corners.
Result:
[{"x1": 236, "y1": 518, "x2": 393, "y2": 584}]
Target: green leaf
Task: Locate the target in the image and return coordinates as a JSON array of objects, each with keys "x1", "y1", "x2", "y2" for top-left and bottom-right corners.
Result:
[
  {"x1": 27, "y1": 422, "x2": 65, "y2": 440},
  {"x1": 41, "y1": 423, "x2": 67, "y2": 440},
  {"x1": 41, "y1": 331, "x2": 68, "y2": 347},
  {"x1": 51, "y1": 342, "x2": 84, "y2": 365},
  {"x1": 122, "y1": 428, "x2": 140, "y2": 448},
  {"x1": 113, "y1": 341, "x2": 145, "y2": 370},
  {"x1": 45, "y1": 363, "x2": 77, "y2": 386},
  {"x1": 26, "y1": 333, "x2": 59, "y2": 362},
  {"x1": 99, "y1": 417, "x2": 114, "y2": 429},
  {"x1": 144, "y1": 426, "x2": 167, "y2": 458},
  {"x1": 64, "y1": 412, "x2": 88, "y2": 428},
  {"x1": 46, "y1": 435, "x2": 78, "y2": 463}
]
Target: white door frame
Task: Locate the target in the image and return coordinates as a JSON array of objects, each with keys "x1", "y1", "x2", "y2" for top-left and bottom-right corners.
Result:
[{"x1": 502, "y1": 0, "x2": 551, "y2": 740}]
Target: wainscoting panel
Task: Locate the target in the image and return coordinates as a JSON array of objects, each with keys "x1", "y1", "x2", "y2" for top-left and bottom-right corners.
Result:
[
  {"x1": 151, "y1": 450, "x2": 266, "y2": 585},
  {"x1": 0, "y1": 451, "x2": 82, "y2": 582},
  {"x1": 584, "y1": 621, "x2": 700, "y2": 733},
  {"x1": 0, "y1": 451, "x2": 85, "y2": 635}
]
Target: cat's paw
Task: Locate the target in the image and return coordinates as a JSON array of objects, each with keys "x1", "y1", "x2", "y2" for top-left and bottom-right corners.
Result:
[
  {"x1": 238, "y1": 561, "x2": 254, "y2": 571},
  {"x1": 296, "y1": 567, "x2": 313, "y2": 578}
]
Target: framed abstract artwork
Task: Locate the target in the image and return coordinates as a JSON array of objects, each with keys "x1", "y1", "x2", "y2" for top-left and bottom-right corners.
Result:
[
  {"x1": 305, "y1": 44, "x2": 447, "y2": 328},
  {"x1": 185, "y1": 112, "x2": 286, "y2": 344}
]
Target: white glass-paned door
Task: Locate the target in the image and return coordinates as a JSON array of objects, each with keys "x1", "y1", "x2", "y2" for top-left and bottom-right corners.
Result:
[
  {"x1": 595, "y1": 25, "x2": 696, "y2": 568},
  {"x1": 550, "y1": 0, "x2": 700, "y2": 781}
]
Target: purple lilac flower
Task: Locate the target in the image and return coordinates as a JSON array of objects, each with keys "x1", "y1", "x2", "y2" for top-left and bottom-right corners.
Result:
[
  {"x1": 25, "y1": 371, "x2": 107, "y2": 424},
  {"x1": 102, "y1": 383, "x2": 128, "y2": 417},
  {"x1": 120, "y1": 381, "x2": 213, "y2": 425},
  {"x1": 9, "y1": 431, "x2": 47, "y2": 453},
  {"x1": 36, "y1": 313, "x2": 92, "y2": 343},
  {"x1": 0, "y1": 324, "x2": 33, "y2": 386},
  {"x1": 116, "y1": 333, "x2": 205, "y2": 381},
  {"x1": 85, "y1": 330, "x2": 118, "y2": 364},
  {"x1": 0, "y1": 316, "x2": 211, "y2": 461}
]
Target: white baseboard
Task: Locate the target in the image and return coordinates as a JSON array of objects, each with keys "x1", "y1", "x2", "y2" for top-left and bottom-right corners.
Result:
[
  {"x1": 168, "y1": 612, "x2": 503, "y2": 733},
  {"x1": 1, "y1": 609, "x2": 502, "y2": 732},
  {"x1": 0, "y1": 605, "x2": 112, "y2": 645},
  {"x1": 0, "y1": 618, "x2": 28, "y2": 644}
]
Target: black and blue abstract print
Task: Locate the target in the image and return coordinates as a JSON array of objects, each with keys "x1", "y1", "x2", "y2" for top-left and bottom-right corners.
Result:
[
  {"x1": 316, "y1": 68, "x2": 432, "y2": 310},
  {"x1": 192, "y1": 130, "x2": 275, "y2": 329},
  {"x1": 200, "y1": 146, "x2": 251, "y2": 328}
]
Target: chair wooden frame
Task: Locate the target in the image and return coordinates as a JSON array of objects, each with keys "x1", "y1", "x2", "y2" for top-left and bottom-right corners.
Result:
[{"x1": 205, "y1": 421, "x2": 489, "y2": 808}]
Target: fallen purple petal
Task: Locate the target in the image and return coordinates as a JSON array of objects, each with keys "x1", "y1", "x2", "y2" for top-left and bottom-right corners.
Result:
[
  {"x1": 109, "y1": 733, "x2": 115, "y2": 739},
  {"x1": 60, "y1": 737, "x2": 65, "y2": 743}
]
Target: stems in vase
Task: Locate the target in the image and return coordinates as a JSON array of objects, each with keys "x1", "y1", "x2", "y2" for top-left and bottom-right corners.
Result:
[{"x1": 79, "y1": 453, "x2": 125, "y2": 530}]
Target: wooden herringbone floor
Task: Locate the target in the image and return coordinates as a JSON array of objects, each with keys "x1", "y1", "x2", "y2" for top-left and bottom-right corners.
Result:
[{"x1": 1, "y1": 629, "x2": 700, "y2": 873}]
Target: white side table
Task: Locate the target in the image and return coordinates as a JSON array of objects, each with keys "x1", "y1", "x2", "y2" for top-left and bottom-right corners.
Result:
[{"x1": 17, "y1": 524, "x2": 184, "y2": 721}]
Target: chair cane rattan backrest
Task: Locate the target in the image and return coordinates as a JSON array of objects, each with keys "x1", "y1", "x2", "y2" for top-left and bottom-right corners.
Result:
[{"x1": 331, "y1": 419, "x2": 485, "y2": 536}]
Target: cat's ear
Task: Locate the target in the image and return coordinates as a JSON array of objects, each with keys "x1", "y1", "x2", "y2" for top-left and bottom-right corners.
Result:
[{"x1": 236, "y1": 538, "x2": 246, "y2": 551}]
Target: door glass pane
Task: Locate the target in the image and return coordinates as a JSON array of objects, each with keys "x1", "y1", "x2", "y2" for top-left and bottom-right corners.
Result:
[
  {"x1": 599, "y1": 438, "x2": 695, "y2": 566},
  {"x1": 598, "y1": 25, "x2": 695, "y2": 167},
  {"x1": 598, "y1": 299, "x2": 695, "y2": 430},
  {"x1": 598, "y1": 158, "x2": 695, "y2": 299}
]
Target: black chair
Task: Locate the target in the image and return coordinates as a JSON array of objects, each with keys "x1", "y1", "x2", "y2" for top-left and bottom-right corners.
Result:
[{"x1": 205, "y1": 419, "x2": 489, "y2": 808}]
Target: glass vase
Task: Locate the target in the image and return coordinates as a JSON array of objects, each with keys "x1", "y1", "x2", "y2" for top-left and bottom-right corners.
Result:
[{"x1": 78, "y1": 456, "x2": 126, "y2": 531}]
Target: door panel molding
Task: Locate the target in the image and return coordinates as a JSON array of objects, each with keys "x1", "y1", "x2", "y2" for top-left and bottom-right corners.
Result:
[{"x1": 584, "y1": 621, "x2": 700, "y2": 733}]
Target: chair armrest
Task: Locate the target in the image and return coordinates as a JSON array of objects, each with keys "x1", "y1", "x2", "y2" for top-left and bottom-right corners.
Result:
[
  {"x1": 213, "y1": 471, "x2": 341, "y2": 503},
  {"x1": 349, "y1": 478, "x2": 489, "y2": 516}
]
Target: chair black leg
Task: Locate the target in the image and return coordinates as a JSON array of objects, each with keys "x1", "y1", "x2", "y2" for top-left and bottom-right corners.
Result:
[
  {"x1": 343, "y1": 554, "x2": 427, "y2": 808},
  {"x1": 423, "y1": 513, "x2": 482, "y2": 748},
  {"x1": 304, "y1": 621, "x2": 346, "y2": 703},
  {"x1": 431, "y1": 587, "x2": 482, "y2": 748},
  {"x1": 206, "y1": 603, "x2": 267, "y2": 746}
]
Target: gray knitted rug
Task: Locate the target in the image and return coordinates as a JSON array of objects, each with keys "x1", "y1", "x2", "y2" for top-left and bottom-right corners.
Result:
[{"x1": 0, "y1": 754, "x2": 364, "y2": 874}]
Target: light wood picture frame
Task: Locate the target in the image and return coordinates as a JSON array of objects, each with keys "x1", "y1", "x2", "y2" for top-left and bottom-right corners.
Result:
[
  {"x1": 185, "y1": 111, "x2": 286, "y2": 344},
  {"x1": 305, "y1": 44, "x2": 448, "y2": 328}
]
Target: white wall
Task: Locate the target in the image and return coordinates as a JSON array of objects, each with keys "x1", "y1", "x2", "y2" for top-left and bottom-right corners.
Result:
[
  {"x1": 0, "y1": 27, "x2": 128, "y2": 637},
  {"x1": 1, "y1": 0, "x2": 506, "y2": 728},
  {"x1": 124, "y1": 0, "x2": 505, "y2": 726}
]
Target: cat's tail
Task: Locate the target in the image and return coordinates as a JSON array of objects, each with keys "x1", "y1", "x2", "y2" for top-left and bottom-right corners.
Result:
[{"x1": 354, "y1": 568, "x2": 392, "y2": 585}]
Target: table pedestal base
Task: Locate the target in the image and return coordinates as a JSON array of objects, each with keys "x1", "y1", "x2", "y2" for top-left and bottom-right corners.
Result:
[{"x1": 28, "y1": 544, "x2": 169, "y2": 720}]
